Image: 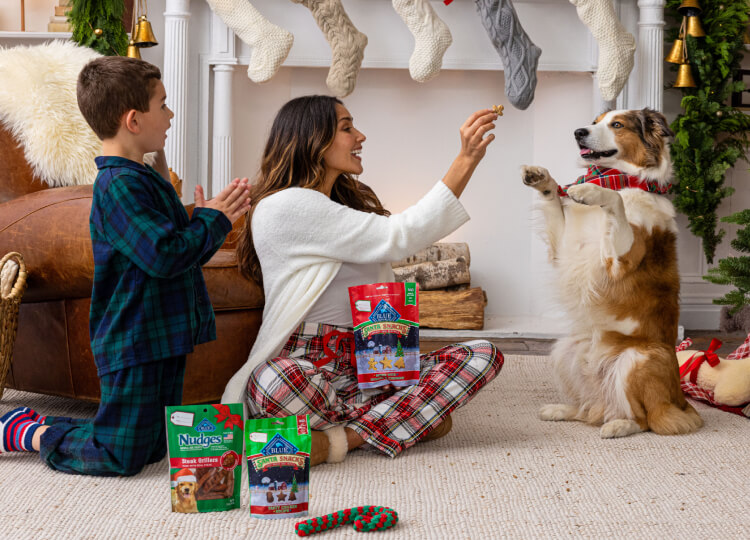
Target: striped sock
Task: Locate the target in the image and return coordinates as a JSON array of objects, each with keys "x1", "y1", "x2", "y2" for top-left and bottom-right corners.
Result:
[{"x1": 1, "y1": 407, "x2": 43, "y2": 453}]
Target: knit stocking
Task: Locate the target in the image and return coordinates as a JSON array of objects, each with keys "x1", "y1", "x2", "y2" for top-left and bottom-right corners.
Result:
[
  {"x1": 570, "y1": 0, "x2": 636, "y2": 101},
  {"x1": 291, "y1": 0, "x2": 368, "y2": 98},
  {"x1": 392, "y1": 0, "x2": 453, "y2": 83},
  {"x1": 474, "y1": 0, "x2": 542, "y2": 110},
  {"x1": 1, "y1": 407, "x2": 43, "y2": 453},
  {"x1": 206, "y1": 0, "x2": 294, "y2": 83}
]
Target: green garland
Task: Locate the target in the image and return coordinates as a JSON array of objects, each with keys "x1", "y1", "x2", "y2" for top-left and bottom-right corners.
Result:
[
  {"x1": 69, "y1": 0, "x2": 128, "y2": 57},
  {"x1": 704, "y1": 209, "x2": 750, "y2": 312},
  {"x1": 665, "y1": 0, "x2": 750, "y2": 264}
]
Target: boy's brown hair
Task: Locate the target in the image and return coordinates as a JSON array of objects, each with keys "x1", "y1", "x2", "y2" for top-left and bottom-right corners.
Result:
[{"x1": 77, "y1": 56, "x2": 162, "y2": 140}]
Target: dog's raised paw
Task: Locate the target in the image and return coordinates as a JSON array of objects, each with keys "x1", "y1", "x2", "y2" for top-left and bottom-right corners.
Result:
[
  {"x1": 539, "y1": 403, "x2": 577, "y2": 422},
  {"x1": 566, "y1": 183, "x2": 611, "y2": 207},
  {"x1": 521, "y1": 166, "x2": 558, "y2": 197}
]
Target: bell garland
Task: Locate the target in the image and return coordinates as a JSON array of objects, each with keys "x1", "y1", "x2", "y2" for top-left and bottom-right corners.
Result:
[
  {"x1": 665, "y1": 0, "x2": 750, "y2": 264},
  {"x1": 70, "y1": 0, "x2": 129, "y2": 56}
]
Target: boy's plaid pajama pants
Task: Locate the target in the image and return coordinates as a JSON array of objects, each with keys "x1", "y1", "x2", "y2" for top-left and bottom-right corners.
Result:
[
  {"x1": 38, "y1": 356, "x2": 185, "y2": 476},
  {"x1": 247, "y1": 323, "x2": 504, "y2": 457}
]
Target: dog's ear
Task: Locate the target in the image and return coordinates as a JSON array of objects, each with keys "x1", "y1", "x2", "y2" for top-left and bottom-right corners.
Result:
[{"x1": 639, "y1": 108, "x2": 673, "y2": 139}]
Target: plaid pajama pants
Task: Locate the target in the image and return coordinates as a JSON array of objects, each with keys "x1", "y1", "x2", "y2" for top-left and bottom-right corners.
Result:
[
  {"x1": 247, "y1": 323, "x2": 504, "y2": 457},
  {"x1": 38, "y1": 356, "x2": 185, "y2": 476}
]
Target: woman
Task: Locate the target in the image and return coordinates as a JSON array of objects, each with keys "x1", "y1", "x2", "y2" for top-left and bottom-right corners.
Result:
[{"x1": 223, "y1": 95, "x2": 503, "y2": 465}]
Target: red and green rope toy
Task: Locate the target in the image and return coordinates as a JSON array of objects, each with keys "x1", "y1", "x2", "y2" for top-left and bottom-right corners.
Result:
[{"x1": 295, "y1": 506, "x2": 398, "y2": 536}]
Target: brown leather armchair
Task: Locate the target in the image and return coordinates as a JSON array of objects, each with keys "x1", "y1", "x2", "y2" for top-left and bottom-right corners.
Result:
[{"x1": 0, "y1": 124, "x2": 263, "y2": 404}]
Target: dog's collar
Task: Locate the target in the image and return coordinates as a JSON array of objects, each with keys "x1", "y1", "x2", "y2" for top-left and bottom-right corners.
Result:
[{"x1": 557, "y1": 166, "x2": 671, "y2": 196}]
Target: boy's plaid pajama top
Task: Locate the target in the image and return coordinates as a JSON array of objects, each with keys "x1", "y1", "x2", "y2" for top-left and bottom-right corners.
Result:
[{"x1": 38, "y1": 156, "x2": 232, "y2": 476}]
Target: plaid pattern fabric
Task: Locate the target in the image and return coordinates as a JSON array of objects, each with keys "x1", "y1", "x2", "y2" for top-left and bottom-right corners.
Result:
[
  {"x1": 557, "y1": 165, "x2": 671, "y2": 196},
  {"x1": 90, "y1": 157, "x2": 232, "y2": 376},
  {"x1": 247, "y1": 323, "x2": 504, "y2": 457},
  {"x1": 727, "y1": 333, "x2": 750, "y2": 360},
  {"x1": 39, "y1": 356, "x2": 186, "y2": 476},
  {"x1": 675, "y1": 338, "x2": 749, "y2": 418}
]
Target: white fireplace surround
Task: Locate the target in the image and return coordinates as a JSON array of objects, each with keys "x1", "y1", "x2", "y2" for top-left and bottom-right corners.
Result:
[{"x1": 159, "y1": 0, "x2": 731, "y2": 332}]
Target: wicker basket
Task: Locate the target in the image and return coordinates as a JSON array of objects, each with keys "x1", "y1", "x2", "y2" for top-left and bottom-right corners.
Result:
[{"x1": 0, "y1": 252, "x2": 27, "y2": 400}]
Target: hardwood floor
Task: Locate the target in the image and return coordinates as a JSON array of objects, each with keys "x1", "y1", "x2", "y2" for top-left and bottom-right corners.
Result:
[{"x1": 420, "y1": 330, "x2": 749, "y2": 357}]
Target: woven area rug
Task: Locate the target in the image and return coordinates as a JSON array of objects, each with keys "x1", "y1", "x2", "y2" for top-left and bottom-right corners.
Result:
[{"x1": 1, "y1": 355, "x2": 748, "y2": 539}]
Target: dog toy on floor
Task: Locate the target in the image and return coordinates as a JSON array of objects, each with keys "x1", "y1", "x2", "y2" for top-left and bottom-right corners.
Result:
[
  {"x1": 294, "y1": 506, "x2": 398, "y2": 536},
  {"x1": 675, "y1": 338, "x2": 750, "y2": 417}
]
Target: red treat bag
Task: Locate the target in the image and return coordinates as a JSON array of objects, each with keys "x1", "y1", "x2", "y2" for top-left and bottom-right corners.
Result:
[{"x1": 348, "y1": 282, "x2": 420, "y2": 390}]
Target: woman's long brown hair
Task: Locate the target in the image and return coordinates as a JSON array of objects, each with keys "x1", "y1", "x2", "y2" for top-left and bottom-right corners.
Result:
[{"x1": 237, "y1": 95, "x2": 390, "y2": 284}]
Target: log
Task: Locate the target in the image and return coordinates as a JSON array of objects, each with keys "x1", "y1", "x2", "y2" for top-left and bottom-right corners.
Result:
[
  {"x1": 419, "y1": 287, "x2": 486, "y2": 330},
  {"x1": 392, "y1": 242, "x2": 470, "y2": 268},
  {"x1": 392, "y1": 257, "x2": 470, "y2": 291}
]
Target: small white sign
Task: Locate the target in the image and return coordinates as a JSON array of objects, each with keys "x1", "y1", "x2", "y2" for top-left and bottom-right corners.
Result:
[
  {"x1": 355, "y1": 300, "x2": 371, "y2": 312},
  {"x1": 249, "y1": 432, "x2": 268, "y2": 443},
  {"x1": 170, "y1": 411, "x2": 194, "y2": 427}
]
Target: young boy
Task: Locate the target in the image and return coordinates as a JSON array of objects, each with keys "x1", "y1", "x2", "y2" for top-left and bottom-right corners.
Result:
[{"x1": 0, "y1": 56, "x2": 250, "y2": 476}]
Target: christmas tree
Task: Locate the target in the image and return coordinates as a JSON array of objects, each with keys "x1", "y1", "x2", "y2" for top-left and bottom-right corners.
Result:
[
  {"x1": 665, "y1": 0, "x2": 750, "y2": 263},
  {"x1": 396, "y1": 339, "x2": 404, "y2": 358},
  {"x1": 704, "y1": 209, "x2": 750, "y2": 312},
  {"x1": 70, "y1": 0, "x2": 129, "y2": 56}
]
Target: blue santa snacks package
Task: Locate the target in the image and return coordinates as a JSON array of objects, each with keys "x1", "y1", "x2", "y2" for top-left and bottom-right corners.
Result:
[
  {"x1": 246, "y1": 415, "x2": 311, "y2": 519},
  {"x1": 348, "y1": 282, "x2": 420, "y2": 390}
]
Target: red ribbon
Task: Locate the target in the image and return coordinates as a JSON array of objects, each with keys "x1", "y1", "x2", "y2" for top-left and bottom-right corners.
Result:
[
  {"x1": 213, "y1": 404, "x2": 243, "y2": 430},
  {"x1": 444, "y1": 0, "x2": 454, "y2": 5},
  {"x1": 313, "y1": 330, "x2": 356, "y2": 369},
  {"x1": 679, "y1": 338, "x2": 722, "y2": 384}
]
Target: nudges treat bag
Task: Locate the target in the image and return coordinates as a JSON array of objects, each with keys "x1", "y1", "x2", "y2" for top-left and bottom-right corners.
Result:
[
  {"x1": 348, "y1": 282, "x2": 420, "y2": 390},
  {"x1": 165, "y1": 404, "x2": 244, "y2": 513},
  {"x1": 246, "y1": 415, "x2": 311, "y2": 519}
]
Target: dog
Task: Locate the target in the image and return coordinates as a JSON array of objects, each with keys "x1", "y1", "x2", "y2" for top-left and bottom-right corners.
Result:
[
  {"x1": 521, "y1": 108, "x2": 703, "y2": 438},
  {"x1": 174, "y1": 481, "x2": 199, "y2": 513}
]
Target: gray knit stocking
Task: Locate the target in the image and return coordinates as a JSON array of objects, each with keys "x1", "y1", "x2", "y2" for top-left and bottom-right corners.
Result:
[
  {"x1": 474, "y1": 0, "x2": 542, "y2": 110},
  {"x1": 291, "y1": 0, "x2": 368, "y2": 98}
]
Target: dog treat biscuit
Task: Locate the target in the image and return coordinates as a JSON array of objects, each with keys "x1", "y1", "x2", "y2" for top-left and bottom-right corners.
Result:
[{"x1": 492, "y1": 104, "x2": 504, "y2": 116}]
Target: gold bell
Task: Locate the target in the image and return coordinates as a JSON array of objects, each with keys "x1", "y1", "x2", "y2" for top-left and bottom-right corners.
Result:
[
  {"x1": 685, "y1": 16, "x2": 706, "y2": 38},
  {"x1": 665, "y1": 39, "x2": 685, "y2": 64},
  {"x1": 126, "y1": 39, "x2": 141, "y2": 59},
  {"x1": 674, "y1": 63, "x2": 697, "y2": 88},
  {"x1": 677, "y1": 0, "x2": 702, "y2": 15},
  {"x1": 134, "y1": 15, "x2": 158, "y2": 48}
]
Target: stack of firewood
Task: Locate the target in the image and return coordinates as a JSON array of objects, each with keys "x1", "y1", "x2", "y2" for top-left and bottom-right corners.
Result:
[{"x1": 391, "y1": 242, "x2": 486, "y2": 330}]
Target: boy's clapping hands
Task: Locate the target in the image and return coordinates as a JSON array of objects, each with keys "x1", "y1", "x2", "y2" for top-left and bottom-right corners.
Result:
[{"x1": 195, "y1": 178, "x2": 251, "y2": 224}]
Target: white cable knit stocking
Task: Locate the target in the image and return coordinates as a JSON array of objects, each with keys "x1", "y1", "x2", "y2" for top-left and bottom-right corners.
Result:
[
  {"x1": 393, "y1": 0, "x2": 453, "y2": 83},
  {"x1": 570, "y1": 0, "x2": 636, "y2": 101},
  {"x1": 206, "y1": 0, "x2": 293, "y2": 83},
  {"x1": 291, "y1": 0, "x2": 368, "y2": 98}
]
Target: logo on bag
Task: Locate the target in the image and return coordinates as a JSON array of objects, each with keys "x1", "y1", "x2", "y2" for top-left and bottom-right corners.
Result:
[
  {"x1": 195, "y1": 418, "x2": 216, "y2": 432},
  {"x1": 369, "y1": 300, "x2": 400, "y2": 323},
  {"x1": 261, "y1": 434, "x2": 298, "y2": 456}
]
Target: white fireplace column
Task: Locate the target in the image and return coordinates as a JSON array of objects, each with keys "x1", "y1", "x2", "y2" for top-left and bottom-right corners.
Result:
[
  {"x1": 212, "y1": 64, "x2": 235, "y2": 195},
  {"x1": 163, "y1": 0, "x2": 191, "y2": 180},
  {"x1": 637, "y1": 0, "x2": 666, "y2": 111}
]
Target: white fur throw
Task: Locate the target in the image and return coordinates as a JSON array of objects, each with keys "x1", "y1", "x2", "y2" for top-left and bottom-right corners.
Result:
[{"x1": 0, "y1": 41, "x2": 102, "y2": 187}]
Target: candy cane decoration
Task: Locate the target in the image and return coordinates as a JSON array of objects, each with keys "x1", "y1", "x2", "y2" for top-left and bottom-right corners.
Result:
[{"x1": 295, "y1": 506, "x2": 398, "y2": 536}]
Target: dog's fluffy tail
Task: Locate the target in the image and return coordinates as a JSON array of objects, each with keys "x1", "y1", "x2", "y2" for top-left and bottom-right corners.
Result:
[{"x1": 647, "y1": 401, "x2": 703, "y2": 435}]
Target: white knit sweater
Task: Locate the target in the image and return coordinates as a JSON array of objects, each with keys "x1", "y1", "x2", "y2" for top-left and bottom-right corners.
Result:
[{"x1": 221, "y1": 181, "x2": 470, "y2": 404}]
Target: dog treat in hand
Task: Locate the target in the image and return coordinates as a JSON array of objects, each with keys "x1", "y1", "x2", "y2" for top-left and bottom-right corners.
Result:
[
  {"x1": 166, "y1": 403, "x2": 244, "y2": 513},
  {"x1": 492, "y1": 104, "x2": 504, "y2": 116}
]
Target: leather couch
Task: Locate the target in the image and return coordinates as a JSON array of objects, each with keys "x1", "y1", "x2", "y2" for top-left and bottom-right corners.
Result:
[{"x1": 0, "y1": 124, "x2": 264, "y2": 404}]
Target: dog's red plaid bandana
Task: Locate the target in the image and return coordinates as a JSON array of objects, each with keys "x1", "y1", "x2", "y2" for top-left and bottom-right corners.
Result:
[{"x1": 557, "y1": 165, "x2": 671, "y2": 197}]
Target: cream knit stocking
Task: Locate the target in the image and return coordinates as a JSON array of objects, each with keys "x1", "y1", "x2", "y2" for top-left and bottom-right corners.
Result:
[
  {"x1": 393, "y1": 0, "x2": 453, "y2": 83},
  {"x1": 570, "y1": 0, "x2": 636, "y2": 101},
  {"x1": 291, "y1": 0, "x2": 368, "y2": 97},
  {"x1": 206, "y1": 0, "x2": 293, "y2": 83}
]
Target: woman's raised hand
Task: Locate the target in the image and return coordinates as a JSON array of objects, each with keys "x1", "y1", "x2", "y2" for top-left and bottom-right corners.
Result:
[
  {"x1": 458, "y1": 108, "x2": 497, "y2": 163},
  {"x1": 441, "y1": 108, "x2": 498, "y2": 198}
]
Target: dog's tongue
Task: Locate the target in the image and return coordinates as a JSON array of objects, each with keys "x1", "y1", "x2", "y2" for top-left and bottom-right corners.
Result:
[{"x1": 580, "y1": 148, "x2": 593, "y2": 156}]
